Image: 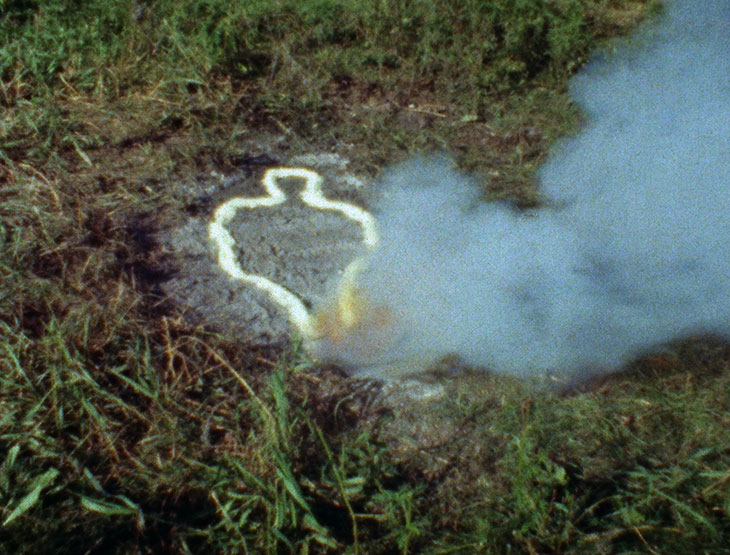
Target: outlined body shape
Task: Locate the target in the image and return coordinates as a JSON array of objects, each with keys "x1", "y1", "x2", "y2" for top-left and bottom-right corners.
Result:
[{"x1": 208, "y1": 167, "x2": 377, "y2": 337}]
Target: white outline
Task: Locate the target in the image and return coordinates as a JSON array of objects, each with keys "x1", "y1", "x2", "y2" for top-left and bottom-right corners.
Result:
[{"x1": 208, "y1": 167, "x2": 377, "y2": 337}]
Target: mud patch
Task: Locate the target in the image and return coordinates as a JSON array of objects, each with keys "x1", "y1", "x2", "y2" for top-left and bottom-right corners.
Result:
[{"x1": 160, "y1": 153, "x2": 375, "y2": 347}]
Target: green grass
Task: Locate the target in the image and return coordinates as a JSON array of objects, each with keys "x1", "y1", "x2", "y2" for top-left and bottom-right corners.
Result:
[{"x1": 2, "y1": 0, "x2": 730, "y2": 552}]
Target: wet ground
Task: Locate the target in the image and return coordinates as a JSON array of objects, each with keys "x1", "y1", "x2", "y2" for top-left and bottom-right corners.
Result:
[{"x1": 160, "y1": 151, "x2": 376, "y2": 347}]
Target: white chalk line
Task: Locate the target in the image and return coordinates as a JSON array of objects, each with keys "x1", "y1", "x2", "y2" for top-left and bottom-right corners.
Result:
[{"x1": 208, "y1": 167, "x2": 377, "y2": 337}]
